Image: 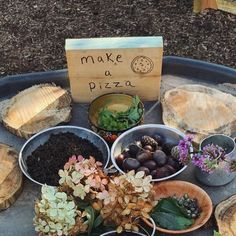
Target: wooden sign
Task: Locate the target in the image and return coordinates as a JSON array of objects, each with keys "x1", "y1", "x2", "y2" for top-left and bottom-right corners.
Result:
[
  {"x1": 66, "y1": 37, "x2": 163, "y2": 103},
  {"x1": 194, "y1": 0, "x2": 236, "y2": 14}
]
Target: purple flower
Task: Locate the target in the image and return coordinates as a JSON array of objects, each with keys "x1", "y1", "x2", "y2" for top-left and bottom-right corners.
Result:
[
  {"x1": 177, "y1": 135, "x2": 193, "y2": 165},
  {"x1": 192, "y1": 153, "x2": 216, "y2": 173},
  {"x1": 177, "y1": 136, "x2": 229, "y2": 173}
]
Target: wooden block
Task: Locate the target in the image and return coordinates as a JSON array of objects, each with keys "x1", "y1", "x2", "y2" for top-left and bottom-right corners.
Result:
[
  {"x1": 0, "y1": 143, "x2": 23, "y2": 211},
  {"x1": 66, "y1": 37, "x2": 163, "y2": 103},
  {"x1": 0, "y1": 84, "x2": 72, "y2": 139}
]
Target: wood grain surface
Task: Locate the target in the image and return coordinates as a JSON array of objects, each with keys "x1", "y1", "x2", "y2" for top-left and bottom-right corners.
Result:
[
  {"x1": 0, "y1": 143, "x2": 23, "y2": 211},
  {"x1": 0, "y1": 84, "x2": 72, "y2": 139}
]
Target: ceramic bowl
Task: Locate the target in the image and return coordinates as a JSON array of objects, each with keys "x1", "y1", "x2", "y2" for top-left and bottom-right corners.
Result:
[
  {"x1": 19, "y1": 125, "x2": 110, "y2": 186},
  {"x1": 88, "y1": 93, "x2": 144, "y2": 144},
  {"x1": 111, "y1": 124, "x2": 187, "y2": 181},
  {"x1": 143, "y1": 180, "x2": 213, "y2": 234}
]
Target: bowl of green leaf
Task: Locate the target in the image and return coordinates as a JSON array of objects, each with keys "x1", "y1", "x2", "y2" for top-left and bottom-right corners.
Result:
[{"x1": 88, "y1": 93, "x2": 144, "y2": 144}]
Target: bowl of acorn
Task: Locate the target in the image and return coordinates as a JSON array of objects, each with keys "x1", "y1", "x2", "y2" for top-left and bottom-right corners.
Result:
[{"x1": 111, "y1": 124, "x2": 188, "y2": 181}]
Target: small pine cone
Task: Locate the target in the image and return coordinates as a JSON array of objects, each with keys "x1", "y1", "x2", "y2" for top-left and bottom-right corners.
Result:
[
  {"x1": 171, "y1": 146, "x2": 180, "y2": 159},
  {"x1": 141, "y1": 135, "x2": 158, "y2": 148}
]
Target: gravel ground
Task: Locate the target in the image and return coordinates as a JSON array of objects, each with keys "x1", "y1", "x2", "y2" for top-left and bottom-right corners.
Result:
[{"x1": 0, "y1": 0, "x2": 236, "y2": 76}]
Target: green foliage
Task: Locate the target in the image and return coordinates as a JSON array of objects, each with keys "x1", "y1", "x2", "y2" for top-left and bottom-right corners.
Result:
[
  {"x1": 85, "y1": 206, "x2": 95, "y2": 234},
  {"x1": 98, "y1": 95, "x2": 142, "y2": 131},
  {"x1": 213, "y1": 231, "x2": 222, "y2": 236},
  {"x1": 151, "y1": 198, "x2": 195, "y2": 230},
  {"x1": 153, "y1": 198, "x2": 189, "y2": 218},
  {"x1": 151, "y1": 212, "x2": 194, "y2": 230},
  {"x1": 94, "y1": 214, "x2": 103, "y2": 228}
]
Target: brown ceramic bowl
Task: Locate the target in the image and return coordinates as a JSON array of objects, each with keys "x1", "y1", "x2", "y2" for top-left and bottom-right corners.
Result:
[
  {"x1": 143, "y1": 180, "x2": 213, "y2": 234},
  {"x1": 88, "y1": 93, "x2": 144, "y2": 144}
]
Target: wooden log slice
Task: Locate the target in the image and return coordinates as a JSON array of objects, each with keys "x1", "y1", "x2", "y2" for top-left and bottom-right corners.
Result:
[
  {"x1": 162, "y1": 84, "x2": 236, "y2": 143},
  {"x1": 0, "y1": 84, "x2": 72, "y2": 139},
  {"x1": 0, "y1": 143, "x2": 23, "y2": 211},
  {"x1": 215, "y1": 195, "x2": 236, "y2": 236}
]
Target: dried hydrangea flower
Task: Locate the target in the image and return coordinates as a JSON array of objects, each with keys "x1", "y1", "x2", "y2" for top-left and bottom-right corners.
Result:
[
  {"x1": 99, "y1": 171, "x2": 156, "y2": 233},
  {"x1": 59, "y1": 156, "x2": 109, "y2": 201},
  {"x1": 34, "y1": 185, "x2": 87, "y2": 236}
]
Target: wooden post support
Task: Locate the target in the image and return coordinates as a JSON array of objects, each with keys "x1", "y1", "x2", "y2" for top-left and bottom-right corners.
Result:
[
  {"x1": 194, "y1": 0, "x2": 236, "y2": 14},
  {"x1": 194, "y1": 0, "x2": 218, "y2": 13},
  {"x1": 66, "y1": 37, "x2": 163, "y2": 103}
]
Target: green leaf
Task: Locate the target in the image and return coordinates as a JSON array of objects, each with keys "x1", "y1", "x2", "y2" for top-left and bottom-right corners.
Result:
[
  {"x1": 151, "y1": 212, "x2": 194, "y2": 230},
  {"x1": 85, "y1": 206, "x2": 95, "y2": 234},
  {"x1": 213, "y1": 231, "x2": 222, "y2": 236},
  {"x1": 153, "y1": 198, "x2": 188, "y2": 217},
  {"x1": 97, "y1": 95, "x2": 142, "y2": 131},
  {"x1": 94, "y1": 214, "x2": 103, "y2": 228},
  {"x1": 77, "y1": 199, "x2": 90, "y2": 210}
]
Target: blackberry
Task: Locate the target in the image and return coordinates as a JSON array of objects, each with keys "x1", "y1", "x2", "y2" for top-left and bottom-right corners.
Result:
[
  {"x1": 141, "y1": 135, "x2": 158, "y2": 149},
  {"x1": 177, "y1": 194, "x2": 201, "y2": 219}
]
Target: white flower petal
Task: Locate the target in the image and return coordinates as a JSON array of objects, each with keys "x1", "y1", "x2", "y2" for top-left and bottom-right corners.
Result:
[{"x1": 135, "y1": 171, "x2": 145, "y2": 178}]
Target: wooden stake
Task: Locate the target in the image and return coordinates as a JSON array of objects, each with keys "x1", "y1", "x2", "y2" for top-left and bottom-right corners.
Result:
[{"x1": 194, "y1": 0, "x2": 218, "y2": 13}]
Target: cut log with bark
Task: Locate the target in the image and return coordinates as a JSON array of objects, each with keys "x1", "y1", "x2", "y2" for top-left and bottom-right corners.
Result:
[
  {"x1": 215, "y1": 195, "x2": 236, "y2": 236},
  {"x1": 0, "y1": 84, "x2": 72, "y2": 139},
  {"x1": 162, "y1": 84, "x2": 236, "y2": 143},
  {"x1": 0, "y1": 143, "x2": 23, "y2": 211}
]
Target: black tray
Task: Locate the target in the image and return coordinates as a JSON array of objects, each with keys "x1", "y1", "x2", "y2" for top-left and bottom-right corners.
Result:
[{"x1": 0, "y1": 56, "x2": 236, "y2": 236}]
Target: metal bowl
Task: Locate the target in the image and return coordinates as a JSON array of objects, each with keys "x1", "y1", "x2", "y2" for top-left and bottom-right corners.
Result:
[
  {"x1": 100, "y1": 217, "x2": 156, "y2": 236},
  {"x1": 100, "y1": 231, "x2": 146, "y2": 236},
  {"x1": 19, "y1": 125, "x2": 110, "y2": 186},
  {"x1": 111, "y1": 124, "x2": 187, "y2": 181},
  {"x1": 88, "y1": 93, "x2": 144, "y2": 144}
]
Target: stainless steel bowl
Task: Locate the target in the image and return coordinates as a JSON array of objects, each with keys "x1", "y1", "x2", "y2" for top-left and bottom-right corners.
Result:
[
  {"x1": 100, "y1": 217, "x2": 156, "y2": 236},
  {"x1": 19, "y1": 125, "x2": 110, "y2": 186},
  {"x1": 111, "y1": 124, "x2": 187, "y2": 181}
]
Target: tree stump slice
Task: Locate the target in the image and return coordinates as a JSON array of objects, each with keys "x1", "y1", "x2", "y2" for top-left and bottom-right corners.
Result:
[
  {"x1": 162, "y1": 84, "x2": 236, "y2": 143},
  {"x1": 0, "y1": 143, "x2": 23, "y2": 211},
  {"x1": 215, "y1": 195, "x2": 236, "y2": 236},
  {"x1": 0, "y1": 84, "x2": 72, "y2": 139}
]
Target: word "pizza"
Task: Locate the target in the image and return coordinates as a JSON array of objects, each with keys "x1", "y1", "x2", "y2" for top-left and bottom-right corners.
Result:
[{"x1": 88, "y1": 80, "x2": 135, "y2": 92}]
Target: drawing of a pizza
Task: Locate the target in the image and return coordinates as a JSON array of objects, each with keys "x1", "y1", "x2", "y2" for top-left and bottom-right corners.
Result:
[{"x1": 131, "y1": 55, "x2": 154, "y2": 74}]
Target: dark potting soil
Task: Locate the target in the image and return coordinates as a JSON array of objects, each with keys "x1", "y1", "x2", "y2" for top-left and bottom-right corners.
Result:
[{"x1": 26, "y1": 132, "x2": 103, "y2": 186}]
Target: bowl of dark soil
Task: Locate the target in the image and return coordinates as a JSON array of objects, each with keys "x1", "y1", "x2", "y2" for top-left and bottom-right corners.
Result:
[
  {"x1": 88, "y1": 93, "x2": 144, "y2": 145},
  {"x1": 111, "y1": 124, "x2": 188, "y2": 181},
  {"x1": 19, "y1": 126, "x2": 110, "y2": 186}
]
